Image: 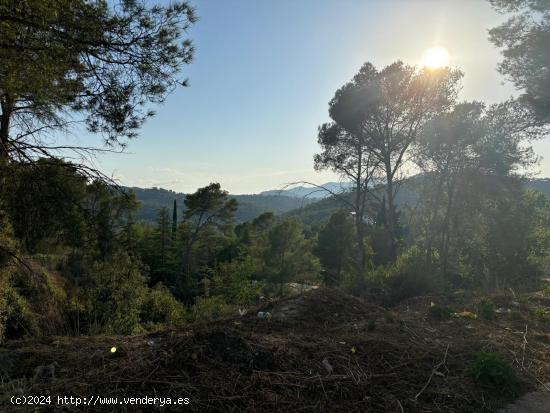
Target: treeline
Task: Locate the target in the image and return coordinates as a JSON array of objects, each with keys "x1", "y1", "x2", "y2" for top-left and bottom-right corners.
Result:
[
  {"x1": 3, "y1": 139, "x2": 549, "y2": 342},
  {"x1": 1, "y1": 0, "x2": 550, "y2": 340},
  {"x1": 309, "y1": 59, "x2": 550, "y2": 302},
  {"x1": 128, "y1": 186, "x2": 314, "y2": 223},
  {"x1": 0, "y1": 160, "x2": 322, "y2": 339}
]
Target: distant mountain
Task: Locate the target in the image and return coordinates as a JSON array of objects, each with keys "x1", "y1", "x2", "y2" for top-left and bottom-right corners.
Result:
[
  {"x1": 127, "y1": 186, "x2": 315, "y2": 223},
  {"x1": 260, "y1": 182, "x2": 353, "y2": 199}
]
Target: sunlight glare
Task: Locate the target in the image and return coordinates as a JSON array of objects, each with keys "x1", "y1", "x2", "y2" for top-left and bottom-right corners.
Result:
[{"x1": 421, "y1": 46, "x2": 450, "y2": 69}]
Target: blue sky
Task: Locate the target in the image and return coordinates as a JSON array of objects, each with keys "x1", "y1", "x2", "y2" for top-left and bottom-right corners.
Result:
[{"x1": 87, "y1": 0, "x2": 548, "y2": 194}]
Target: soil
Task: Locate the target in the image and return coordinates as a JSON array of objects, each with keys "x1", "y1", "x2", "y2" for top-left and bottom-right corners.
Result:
[{"x1": 1, "y1": 288, "x2": 549, "y2": 412}]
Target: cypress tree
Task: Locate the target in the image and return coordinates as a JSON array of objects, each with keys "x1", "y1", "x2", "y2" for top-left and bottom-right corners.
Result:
[{"x1": 172, "y1": 199, "x2": 178, "y2": 239}]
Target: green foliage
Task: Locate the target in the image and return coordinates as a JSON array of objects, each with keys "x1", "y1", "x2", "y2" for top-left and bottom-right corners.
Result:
[
  {"x1": 0, "y1": 0, "x2": 196, "y2": 160},
  {"x1": 263, "y1": 218, "x2": 320, "y2": 295},
  {"x1": 0, "y1": 278, "x2": 40, "y2": 341},
  {"x1": 478, "y1": 298, "x2": 496, "y2": 320},
  {"x1": 466, "y1": 352, "x2": 518, "y2": 391},
  {"x1": 367, "y1": 319, "x2": 376, "y2": 331},
  {"x1": 180, "y1": 183, "x2": 238, "y2": 298},
  {"x1": 428, "y1": 305, "x2": 453, "y2": 320},
  {"x1": 85, "y1": 253, "x2": 148, "y2": 335},
  {"x1": 1, "y1": 160, "x2": 87, "y2": 252},
  {"x1": 381, "y1": 246, "x2": 436, "y2": 304},
  {"x1": 315, "y1": 61, "x2": 463, "y2": 263},
  {"x1": 543, "y1": 284, "x2": 550, "y2": 297},
  {"x1": 0, "y1": 160, "x2": 138, "y2": 256},
  {"x1": 191, "y1": 296, "x2": 231, "y2": 322},
  {"x1": 0, "y1": 261, "x2": 69, "y2": 341},
  {"x1": 315, "y1": 210, "x2": 355, "y2": 285},
  {"x1": 0, "y1": 204, "x2": 17, "y2": 266},
  {"x1": 129, "y1": 186, "x2": 311, "y2": 223},
  {"x1": 412, "y1": 99, "x2": 542, "y2": 291},
  {"x1": 533, "y1": 307, "x2": 550, "y2": 321},
  {"x1": 489, "y1": 0, "x2": 550, "y2": 121},
  {"x1": 212, "y1": 258, "x2": 263, "y2": 308},
  {"x1": 141, "y1": 284, "x2": 186, "y2": 329}
]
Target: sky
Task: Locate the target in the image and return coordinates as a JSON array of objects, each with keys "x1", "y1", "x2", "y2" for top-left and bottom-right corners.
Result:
[{"x1": 83, "y1": 0, "x2": 549, "y2": 194}]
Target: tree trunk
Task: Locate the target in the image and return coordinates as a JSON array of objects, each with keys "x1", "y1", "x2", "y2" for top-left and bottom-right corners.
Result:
[
  {"x1": 355, "y1": 152, "x2": 367, "y2": 271},
  {"x1": 0, "y1": 97, "x2": 13, "y2": 160},
  {"x1": 385, "y1": 158, "x2": 396, "y2": 260},
  {"x1": 425, "y1": 173, "x2": 445, "y2": 272},
  {"x1": 440, "y1": 179, "x2": 456, "y2": 277},
  {"x1": 355, "y1": 214, "x2": 366, "y2": 271}
]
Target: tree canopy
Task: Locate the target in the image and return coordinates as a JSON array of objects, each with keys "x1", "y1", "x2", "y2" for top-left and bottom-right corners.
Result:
[
  {"x1": 0, "y1": 0, "x2": 196, "y2": 163},
  {"x1": 489, "y1": 0, "x2": 550, "y2": 121}
]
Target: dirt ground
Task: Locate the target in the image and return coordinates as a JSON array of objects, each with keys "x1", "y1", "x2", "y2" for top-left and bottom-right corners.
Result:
[{"x1": 1, "y1": 288, "x2": 549, "y2": 412}]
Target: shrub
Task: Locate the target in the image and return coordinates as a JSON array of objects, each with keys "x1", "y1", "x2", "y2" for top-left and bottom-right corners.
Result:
[
  {"x1": 533, "y1": 307, "x2": 550, "y2": 321},
  {"x1": 367, "y1": 319, "x2": 376, "y2": 331},
  {"x1": 382, "y1": 246, "x2": 436, "y2": 304},
  {"x1": 191, "y1": 296, "x2": 231, "y2": 322},
  {"x1": 212, "y1": 258, "x2": 263, "y2": 308},
  {"x1": 0, "y1": 263, "x2": 68, "y2": 340},
  {"x1": 141, "y1": 283, "x2": 186, "y2": 329},
  {"x1": 343, "y1": 270, "x2": 378, "y2": 298},
  {"x1": 12, "y1": 266, "x2": 67, "y2": 334},
  {"x1": 85, "y1": 252, "x2": 147, "y2": 335},
  {"x1": 466, "y1": 352, "x2": 518, "y2": 391},
  {"x1": 428, "y1": 304, "x2": 452, "y2": 320},
  {"x1": 543, "y1": 284, "x2": 550, "y2": 297},
  {"x1": 0, "y1": 279, "x2": 40, "y2": 341},
  {"x1": 478, "y1": 298, "x2": 496, "y2": 320}
]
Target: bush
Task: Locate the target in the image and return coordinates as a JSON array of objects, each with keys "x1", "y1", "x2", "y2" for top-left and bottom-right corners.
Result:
[
  {"x1": 479, "y1": 298, "x2": 496, "y2": 320},
  {"x1": 141, "y1": 283, "x2": 186, "y2": 329},
  {"x1": 428, "y1": 304, "x2": 452, "y2": 320},
  {"x1": 543, "y1": 284, "x2": 550, "y2": 297},
  {"x1": 383, "y1": 246, "x2": 436, "y2": 304},
  {"x1": 466, "y1": 352, "x2": 518, "y2": 391},
  {"x1": 14, "y1": 266, "x2": 68, "y2": 332},
  {"x1": 191, "y1": 296, "x2": 231, "y2": 322},
  {"x1": 533, "y1": 307, "x2": 550, "y2": 321},
  {"x1": 0, "y1": 278, "x2": 40, "y2": 341},
  {"x1": 342, "y1": 269, "x2": 378, "y2": 298},
  {"x1": 84, "y1": 252, "x2": 148, "y2": 335},
  {"x1": 212, "y1": 258, "x2": 263, "y2": 308},
  {"x1": 0, "y1": 262, "x2": 69, "y2": 341}
]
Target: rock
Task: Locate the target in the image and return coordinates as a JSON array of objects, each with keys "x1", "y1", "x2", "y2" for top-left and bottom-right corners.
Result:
[{"x1": 322, "y1": 358, "x2": 333, "y2": 374}]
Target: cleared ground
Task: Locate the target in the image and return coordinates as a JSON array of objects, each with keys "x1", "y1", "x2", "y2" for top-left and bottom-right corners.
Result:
[{"x1": 1, "y1": 288, "x2": 549, "y2": 412}]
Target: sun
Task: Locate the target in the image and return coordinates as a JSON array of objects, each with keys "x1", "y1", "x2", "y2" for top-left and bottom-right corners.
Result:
[{"x1": 421, "y1": 46, "x2": 450, "y2": 69}]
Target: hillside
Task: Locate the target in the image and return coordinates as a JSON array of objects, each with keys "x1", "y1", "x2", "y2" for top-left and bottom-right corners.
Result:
[
  {"x1": 127, "y1": 187, "x2": 314, "y2": 223},
  {"x1": 286, "y1": 177, "x2": 550, "y2": 226},
  {"x1": 1, "y1": 288, "x2": 549, "y2": 412},
  {"x1": 127, "y1": 178, "x2": 550, "y2": 226},
  {"x1": 285, "y1": 178, "x2": 420, "y2": 226}
]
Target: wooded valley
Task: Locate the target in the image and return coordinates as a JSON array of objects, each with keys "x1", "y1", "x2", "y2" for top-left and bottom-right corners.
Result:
[{"x1": 1, "y1": 0, "x2": 550, "y2": 411}]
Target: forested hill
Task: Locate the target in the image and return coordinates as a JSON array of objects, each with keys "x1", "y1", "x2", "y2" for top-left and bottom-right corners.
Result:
[
  {"x1": 128, "y1": 186, "x2": 314, "y2": 223},
  {"x1": 285, "y1": 177, "x2": 550, "y2": 226},
  {"x1": 129, "y1": 178, "x2": 550, "y2": 225}
]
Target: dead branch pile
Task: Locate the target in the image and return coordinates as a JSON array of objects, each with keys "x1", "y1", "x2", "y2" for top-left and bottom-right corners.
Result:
[{"x1": 1, "y1": 288, "x2": 549, "y2": 412}]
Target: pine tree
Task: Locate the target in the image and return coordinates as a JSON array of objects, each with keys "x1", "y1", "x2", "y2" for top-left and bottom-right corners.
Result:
[{"x1": 314, "y1": 210, "x2": 355, "y2": 285}]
